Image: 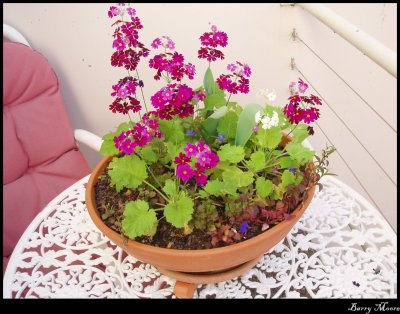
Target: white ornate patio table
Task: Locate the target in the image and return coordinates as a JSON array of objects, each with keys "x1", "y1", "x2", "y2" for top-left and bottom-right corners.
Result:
[{"x1": 3, "y1": 175, "x2": 397, "y2": 298}]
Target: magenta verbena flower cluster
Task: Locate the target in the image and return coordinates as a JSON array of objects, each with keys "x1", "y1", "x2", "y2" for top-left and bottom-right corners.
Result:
[
  {"x1": 283, "y1": 79, "x2": 322, "y2": 135},
  {"x1": 106, "y1": 4, "x2": 253, "y2": 181},
  {"x1": 198, "y1": 25, "x2": 228, "y2": 62},
  {"x1": 174, "y1": 142, "x2": 219, "y2": 186}
]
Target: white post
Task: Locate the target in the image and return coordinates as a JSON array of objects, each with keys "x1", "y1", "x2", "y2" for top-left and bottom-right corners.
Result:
[{"x1": 296, "y1": 3, "x2": 397, "y2": 78}]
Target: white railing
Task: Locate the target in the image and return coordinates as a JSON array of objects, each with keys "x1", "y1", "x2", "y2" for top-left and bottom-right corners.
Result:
[
  {"x1": 296, "y1": 3, "x2": 397, "y2": 78},
  {"x1": 290, "y1": 3, "x2": 397, "y2": 229}
]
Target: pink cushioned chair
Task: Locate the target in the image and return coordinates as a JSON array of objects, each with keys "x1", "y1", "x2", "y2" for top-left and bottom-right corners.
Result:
[{"x1": 3, "y1": 24, "x2": 101, "y2": 275}]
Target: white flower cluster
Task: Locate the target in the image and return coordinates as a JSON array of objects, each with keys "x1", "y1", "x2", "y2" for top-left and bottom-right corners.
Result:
[
  {"x1": 255, "y1": 110, "x2": 279, "y2": 130},
  {"x1": 256, "y1": 88, "x2": 277, "y2": 102}
]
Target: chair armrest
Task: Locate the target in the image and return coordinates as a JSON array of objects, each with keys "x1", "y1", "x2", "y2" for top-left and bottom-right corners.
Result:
[
  {"x1": 74, "y1": 129, "x2": 102, "y2": 152},
  {"x1": 3, "y1": 24, "x2": 31, "y2": 47}
]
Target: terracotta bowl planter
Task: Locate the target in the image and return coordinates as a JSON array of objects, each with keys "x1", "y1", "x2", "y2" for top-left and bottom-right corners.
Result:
[{"x1": 85, "y1": 137, "x2": 316, "y2": 297}]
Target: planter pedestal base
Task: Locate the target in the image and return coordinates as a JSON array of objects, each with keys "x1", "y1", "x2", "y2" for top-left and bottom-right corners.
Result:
[{"x1": 157, "y1": 255, "x2": 262, "y2": 298}]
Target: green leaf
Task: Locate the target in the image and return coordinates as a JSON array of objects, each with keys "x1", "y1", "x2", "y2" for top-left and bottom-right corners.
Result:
[
  {"x1": 285, "y1": 142, "x2": 315, "y2": 165},
  {"x1": 204, "y1": 94, "x2": 226, "y2": 110},
  {"x1": 292, "y1": 124, "x2": 309, "y2": 143},
  {"x1": 201, "y1": 107, "x2": 229, "y2": 144},
  {"x1": 122, "y1": 200, "x2": 157, "y2": 238},
  {"x1": 116, "y1": 121, "x2": 133, "y2": 133},
  {"x1": 99, "y1": 122, "x2": 133, "y2": 156},
  {"x1": 200, "y1": 117, "x2": 218, "y2": 143},
  {"x1": 218, "y1": 144, "x2": 245, "y2": 164},
  {"x1": 217, "y1": 111, "x2": 238, "y2": 140},
  {"x1": 138, "y1": 145, "x2": 158, "y2": 163},
  {"x1": 256, "y1": 126, "x2": 282, "y2": 150},
  {"x1": 204, "y1": 179, "x2": 237, "y2": 197},
  {"x1": 204, "y1": 67, "x2": 215, "y2": 96},
  {"x1": 246, "y1": 151, "x2": 266, "y2": 172},
  {"x1": 295, "y1": 175, "x2": 303, "y2": 185},
  {"x1": 281, "y1": 170, "x2": 295, "y2": 187},
  {"x1": 108, "y1": 155, "x2": 148, "y2": 192},
  {"x1": 163, "y1": 179, "x2": 178, "y2": 198},
  {"x1": 278, "y1": 156, "x2": 298, "y2": 168},
  {"x1": 159, "y1": 119, "x2": 185, "y2": 143},
  {"x1": 255, "y1": 177, "x2": 273, "y2": 198},
  {"x1": 213, "y1": 81, "x2": 226, "y2": 97},
  {"x1": 222, "y1": 167, "x2": 254, "y2": 188},
  {"x1": 235, "y1": 103, "x2": 264, "y2": 146},
  {"x1": 270, "y1": 183, "x2": 285, "y2": 200},
  {"x1": 197, "y1": 190, "x2": 208, "y2": 198},
  {"x1": 164, "y1": 195, "x2": 194, "y2": 228},
  {"x1": 209, "y1": 106, "x2": 228, "y2": 119},
  {"x1": 99, "y1": 139, "x2": 119, "y2": 156},
  {"x1": 165, "y1": 142, "x2": 185, "y2": 163}
]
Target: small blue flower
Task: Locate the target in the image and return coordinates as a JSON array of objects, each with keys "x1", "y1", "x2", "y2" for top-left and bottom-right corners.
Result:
[
  {"x1": 217, "y1": 134, "x2": 225, "y2": 142},
  {"x1": 288, "y1": 167, "x2": 296, "y2": 174},
  {"x1": 186, "y1": 130, "x2": 196, "y2": 137},
  {"x1": 239, "y1": 221, "x2": 249, "y2": 234},
  {"x1": 138, "y1": 80, "x2": 144, "y2": 87}
]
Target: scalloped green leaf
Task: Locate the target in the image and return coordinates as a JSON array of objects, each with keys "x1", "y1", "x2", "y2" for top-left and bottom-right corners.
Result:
[
  {"x1": 281, "y1": 170, "x2": 295, "y2": 187},
  {"x1": 122, "y1": 200, "x2": 157, "y2": 238},
  {"x1": 292, "y1": 123, "x2": 310, "y2": 143},
  {"x1": 169, "y1": 142, "x2": 185, "y2": 162},
  {"x1": 99, "y1": 139, "x2": 119, "y2": 156},
  {"x1": 100, "y1": 122, "x2": 133, "y2": 156},
  {"x1": 164, "y1": 195, "x2": 194, "y2": 228},
  {"x1": 163, "y1": 179, "x2": 178, "y2": 198},
  {"x1": 137, "y1": 145, "x2": 157, "y2": 163},
  {"x1": 235, "y1": 103, "x2": 263, "y2": 146},
  {"x1": 204, "y1": 179, "x2": 237, "y2": 197},
  {"x1": 246, "y1": 151, "x2": 266, "y2": 173},
  {"x1": 222, "y1": 167, "x2": 254, "y2": 188},
  {"x1": 256, "y1": 126, "x2": 282, "y2": 150},
  {"x1": 295, "y1": 175, "x2": 303, "y2": 186},
  {"x1": 270, "y1": 183, "x2": 285, "y2": 200},
  {"x1": 159, "y1": 119, "x2": 185, "y2": 143},
  {"x1": 108, "y1": 155, "x2": 148, "y2": 192},
  {"x1": 218, "y1": 144, "x2": 245, "y2": 164},
  {"x1": 255, "y1": 177, "x2": 274, "y2": 198},
  {"x1": 278, "y1": 156, "x2": 299, "y2": 168},
  {"x1": 285, "y1": 142, "x2": 315, "y2": 165}
]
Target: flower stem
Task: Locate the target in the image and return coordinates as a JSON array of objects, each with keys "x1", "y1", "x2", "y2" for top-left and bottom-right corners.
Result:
[
  {"x1": 145, "y1": 163, "x2": 163, "y2": 190},
  {"x1": 286, "y1": 124, "x2": 298, "y2": 138},
  {"x1": 127, "y1": 111, "x2": 135, "y2": 126},
  {"x1": 224, "y1": 74, "x2": 238, "y2": 107},
  {"x1": 225, "y1": 93, "x2": 232, "y2": 107},
  {"x1": 135, "y1": 69, "x2": 149, "y2": 113},
  {"x1": 142, "y1": 180, "x2": 170, "y2": 203}
]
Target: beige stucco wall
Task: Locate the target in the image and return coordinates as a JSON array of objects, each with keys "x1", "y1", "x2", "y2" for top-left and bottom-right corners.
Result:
[{"x1": 3, "y1": 3, "x2": 397, "y2": 231}]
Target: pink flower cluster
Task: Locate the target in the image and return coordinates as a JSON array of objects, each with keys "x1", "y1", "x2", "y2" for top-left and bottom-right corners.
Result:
[
  {"x1": 150, "y1": 83, "x2": 205, "y2": 120},
  {"x1": 109, "y1": 76, "x2": 142, "y2": 114},
  {"x1": 113, "y1": 113, "x2": 162, "y2": 155},
  {"x1": 174, "y1": 142, "x2": 219, "y2": 186},
  {"x1": 198, "y1": 25, "x2": 228, "y2": 62},
  {"x1": 109, "y1": 4, "x2": 150, "y2": 71},
  {"x1": 108, "y1": 4, "x2": 150, "y2": 115},
  {"x1": 151, "y1": 36, "x2": 175, "y2": 50},
  {"x1": 216, "y1": 61, "x2": 251, "y2": 94},
  {"x1": 149, "y1": 50, "x2": 196, "y2": 82},
  {"x1": 283, "y1": 79, "x2": 322, "y2": 129}
]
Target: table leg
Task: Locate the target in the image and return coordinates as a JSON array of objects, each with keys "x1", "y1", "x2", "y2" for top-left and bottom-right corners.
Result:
[{"x1": 173, "y1": 281, "x2": 197, "y2": 298}]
